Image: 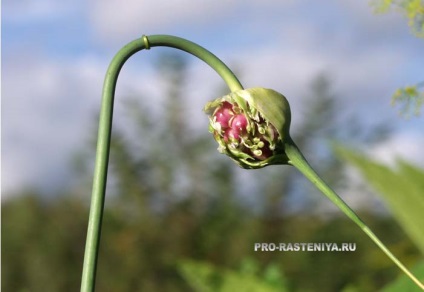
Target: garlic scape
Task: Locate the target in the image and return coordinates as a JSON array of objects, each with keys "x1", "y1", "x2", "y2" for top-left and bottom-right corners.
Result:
[
  {"x1": 204, "y1": 88, "x2": 291, "y2": 169},
  {"x1": 82, "y1": 34, "x2": 424, "y2": 291}
]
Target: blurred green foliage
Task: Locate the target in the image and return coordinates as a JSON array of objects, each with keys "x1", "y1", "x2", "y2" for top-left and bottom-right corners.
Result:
[
  {"x1": 2, "y1": 54, "x2": 422, "y2": 291},
  {"x1": 177, "y1": 258, "x2": 288, "y2": 292},
  {"x1": 371, "y1": 0, "x2": 424, "y2": 117},
  {"x1": 371, "y1": 0, "x2": 424, "y2": 37},
  {"x1": 382, "y1": 261, "x2": 424, "y2": 291},
  {"x1": 336, "y1": 146, "x2": 424, "y2": 254},
  {"x1": 391, "y1": 83, "x2": 424, "y2": 117}
]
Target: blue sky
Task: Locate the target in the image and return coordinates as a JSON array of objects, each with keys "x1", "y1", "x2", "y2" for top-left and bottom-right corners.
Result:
[{"x1": 2, "y1": 0, "x2": 424, "y2": 199}]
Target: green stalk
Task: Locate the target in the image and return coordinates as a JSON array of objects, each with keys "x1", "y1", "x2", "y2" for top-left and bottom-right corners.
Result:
[
  {"x1": 285, "y1": 138, "x2": 424, "y2": 290},
  {"x1": 80, "y1": 35, "x2": 243, "y2": 292}
]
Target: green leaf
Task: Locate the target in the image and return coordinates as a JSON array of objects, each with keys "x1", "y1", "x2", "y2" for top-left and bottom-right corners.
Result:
[{"x1": 334, "y1": 146, "x2": 424, "y2": 255}]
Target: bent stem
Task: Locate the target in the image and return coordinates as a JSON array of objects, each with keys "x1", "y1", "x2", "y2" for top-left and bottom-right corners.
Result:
[
  {"x1": 285, "y1": 138, "x2": 424, "y2": 290},
  {"x1": 80, "y1": 35, "x2": 243, "y2": 292}
]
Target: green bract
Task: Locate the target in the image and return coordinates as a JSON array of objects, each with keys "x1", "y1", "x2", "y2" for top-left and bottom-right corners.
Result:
[{"x1": 204, "y1": 88, "x2": 292, "y2": 169}]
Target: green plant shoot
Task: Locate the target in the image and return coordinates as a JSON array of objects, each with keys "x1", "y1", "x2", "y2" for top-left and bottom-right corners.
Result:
[{"x1": 81, "y1": 34, "x2": 424, "y2": 291}]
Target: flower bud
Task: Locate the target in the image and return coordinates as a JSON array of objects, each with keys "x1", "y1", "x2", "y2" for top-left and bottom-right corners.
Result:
[{"x1": 204, "y1": 88, "x2": 292, "y2": 169}]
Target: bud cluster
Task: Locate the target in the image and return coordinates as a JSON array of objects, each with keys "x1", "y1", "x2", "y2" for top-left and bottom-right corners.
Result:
[
  {"x1": 211, "y1": 100, "x2": 280, "y2": 161},
  {"x1": 204, "y1": 88, "x2": 291, "y2": 168}
]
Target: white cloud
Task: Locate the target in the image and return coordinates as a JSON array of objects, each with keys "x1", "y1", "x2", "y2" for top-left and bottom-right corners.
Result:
[
  {"x1": 3, "y1": 0, "x2": 80, "y2": 23},
  {"x1": 367, "y1": 131, "x2": 424, "y2": 168},
  {"x1": 2, "y1": 53, "x2": 106, "y2": 197},
  {"x1": 89, "y1": 0, "x2": 241, "y2": 43}
]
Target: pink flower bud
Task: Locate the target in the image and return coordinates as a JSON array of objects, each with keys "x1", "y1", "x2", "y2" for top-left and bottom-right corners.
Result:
[
  {"x1": 213, "y1": 101, "x2": 233, "y2": 130},
  {"x1": 230, "y1": 114, "x2": 248, "y2": 133},
  {"x1": 204, "y1": 88, "x2": 291, "y2": 169},
  {"x1": 223, "y1": 128, "x2": 240, "y2": 142}
]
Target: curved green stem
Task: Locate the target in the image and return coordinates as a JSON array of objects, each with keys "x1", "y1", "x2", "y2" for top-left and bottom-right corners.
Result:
[
  {"x1": 285, "y1": 138, "x2": 424, "y2": 290},
  {"x1": 80, "y1": 35, "x2": 243, "y2": 292}
]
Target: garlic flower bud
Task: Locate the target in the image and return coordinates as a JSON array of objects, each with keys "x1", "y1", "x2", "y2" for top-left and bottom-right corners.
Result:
[{"x1": 204, "y1": 88, "x2": 291, "y2": 169}]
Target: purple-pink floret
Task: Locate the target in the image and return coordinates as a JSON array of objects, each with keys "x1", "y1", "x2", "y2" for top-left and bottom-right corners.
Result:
[
  {"x1": 212, "y1": 101, "x2": 277, "y2": 161},
  {"x1": 232, "y1": 114, "x2": 248, "y2": 132},
  {"x1": 214, "y1": 101, "x2": 233, "y2": 130},
  {"x1": 213, "y1": 102, "x2": 245, "y2": 142}
]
